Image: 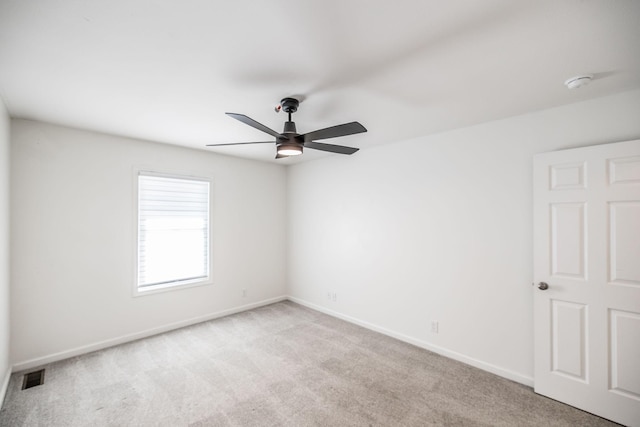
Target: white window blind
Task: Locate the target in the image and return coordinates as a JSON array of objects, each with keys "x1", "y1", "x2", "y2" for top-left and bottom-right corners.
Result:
[{"x1": 137, "y1": 172, "x2": 210, "y2": 291}]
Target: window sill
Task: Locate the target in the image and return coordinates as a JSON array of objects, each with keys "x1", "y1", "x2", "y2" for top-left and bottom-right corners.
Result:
[{"x1": 133, "y1": 278, "x2": 212, "y2": 297}]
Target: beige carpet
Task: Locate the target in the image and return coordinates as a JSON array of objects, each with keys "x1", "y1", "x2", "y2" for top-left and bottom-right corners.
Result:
[{"x1": 0, "y1": 301, "x2": 618, "y2": 426}]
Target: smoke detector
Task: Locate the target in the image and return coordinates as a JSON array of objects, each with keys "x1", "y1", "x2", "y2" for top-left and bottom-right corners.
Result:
[{"x1": 565, "y1": 74, "x2": 593, "y2": 90}]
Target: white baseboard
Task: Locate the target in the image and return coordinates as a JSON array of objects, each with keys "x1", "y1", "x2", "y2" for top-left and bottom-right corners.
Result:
[
  {"x1": 287, "y1": 296, "x2": 534, "y2": 387},
  {"x1": 12, "y1": 295, "x2": 287, "y2": 372},
  {"x1": 11, "y1": 295, "x2": 533, "y2": 388},
  {"x1": 0, "y1": 365, "x2": 10, "y2": 410}
]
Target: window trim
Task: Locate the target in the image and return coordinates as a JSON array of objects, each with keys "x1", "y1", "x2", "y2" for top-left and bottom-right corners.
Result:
[{"x1": 133, "y1": 168, "x2": 213, "y2": 297}]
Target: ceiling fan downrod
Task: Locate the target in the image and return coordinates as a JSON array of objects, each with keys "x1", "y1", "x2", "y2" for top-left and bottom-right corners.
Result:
[{"x1": 280, "y1": 97, "x2": 299, "y2": 137}]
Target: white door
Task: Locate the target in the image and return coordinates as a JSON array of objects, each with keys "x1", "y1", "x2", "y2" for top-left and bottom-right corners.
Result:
[{"x1": 533, "y1": 139, "x2": 640, "y2": 427}]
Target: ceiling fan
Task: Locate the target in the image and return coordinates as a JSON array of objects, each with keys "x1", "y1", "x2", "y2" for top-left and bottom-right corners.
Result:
[{"x1": 207, "y1": 98, "x2": 367, "y2": 159}]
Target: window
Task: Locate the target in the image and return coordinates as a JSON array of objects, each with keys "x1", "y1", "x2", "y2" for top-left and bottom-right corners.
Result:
[{"x1": 136, "y1": 171, "x2": 211, "y2": 293}]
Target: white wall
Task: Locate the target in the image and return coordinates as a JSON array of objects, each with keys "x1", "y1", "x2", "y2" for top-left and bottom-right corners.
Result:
[
  {"x1": 7, "y1": 90, "x2": 640, "y2": 383},
  {"x1": 287, "y1": 89, "x2": 640, "y2": 384},
  {"x1": 10, "y1": 120, "x2": 287, "y2": 368},
  {"x1": 0, "y1": 99, "x2": 10, "y2": 402}
]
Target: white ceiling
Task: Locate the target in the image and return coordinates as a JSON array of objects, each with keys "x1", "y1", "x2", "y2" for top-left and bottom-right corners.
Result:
[{"x1": 1, "y1": 1, "x2": 639, "y2": 164}]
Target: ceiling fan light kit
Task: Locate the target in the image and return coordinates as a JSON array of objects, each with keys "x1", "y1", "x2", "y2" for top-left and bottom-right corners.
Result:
[
  {"x1": 207, "y1": 97, "x2": 367, "y2": 159},
  {"x1": 277, "y1": 144, "x2": 303, "y2": 156}
]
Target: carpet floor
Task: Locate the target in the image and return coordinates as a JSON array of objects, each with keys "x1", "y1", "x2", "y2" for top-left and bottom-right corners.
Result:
[{"x1": 0, "y1": 301, "x2": 619, "y2": 426}]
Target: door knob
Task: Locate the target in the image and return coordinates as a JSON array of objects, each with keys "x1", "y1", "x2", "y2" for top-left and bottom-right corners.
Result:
[{"x1": 538, "y1": 282, "x2": 549, "y2": 290}]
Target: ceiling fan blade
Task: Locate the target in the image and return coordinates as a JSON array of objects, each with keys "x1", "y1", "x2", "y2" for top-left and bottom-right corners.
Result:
[
  {"x1": 299, "y1": 121, "x2": 367, "y2": 142},
  {"x1": 303, "y1": 141, "x2": 359, "y2": 155},
  {"x1": 275, "y1": 153, "x2": 287, "y2": 159},
  {"x1": 226, "y1": 113, "x2": 283, "y2": 139},
  {"x1": 206, "y1": 141, "x2": 274, "y2": 147}
]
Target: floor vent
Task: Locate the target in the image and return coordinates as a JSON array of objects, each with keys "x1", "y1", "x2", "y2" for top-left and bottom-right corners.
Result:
[{"x1": 22, "y1": 369, "x2": 45, "y2": 390}]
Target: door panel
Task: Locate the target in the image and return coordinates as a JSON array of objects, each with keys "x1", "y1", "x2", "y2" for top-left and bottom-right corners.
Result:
[
  {"x1": 550, "y1": 203, "x2": 586, "y2": 279},
  {"x1": 609, "y1": 309, "x2": 640, "y2": 400},
  {"x1": 550, "y1": 162, "x2": 587, "y2": 190},
  {"x1": 534, "y1": 139, "x2": 640, "y2": 427},
  {"x1": 609, "y1": 202, "x2": 640, "y2": 285},
  {"x1": 551, "y1": 300, "x2": 587, "y2": 381},
  {"x1": 608, "y1": 156, "x2": 640, "y2": 184}
]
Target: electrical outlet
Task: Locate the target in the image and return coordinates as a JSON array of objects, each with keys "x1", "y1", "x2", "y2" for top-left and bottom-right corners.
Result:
[
  {"x1": 242, "y1": 289, "x2": 247, "y2": 297},
  {"x1": 327, "y1": 292, "x2": 332, "y2": 300},
  {"x1": 431, "y1": 321, "x2": 439, "y2": 334},
  {"x1": 332, "y1": 292, "x2": 337, "y2": 302}
]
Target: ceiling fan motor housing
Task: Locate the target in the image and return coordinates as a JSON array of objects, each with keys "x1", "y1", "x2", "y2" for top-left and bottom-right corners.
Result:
[
  {"x1": 278, "y1": 120, "x2": 302, "y2": 153},
  {"x1": 282, "y1": 121, "x2": 297, "y2": 135}
]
